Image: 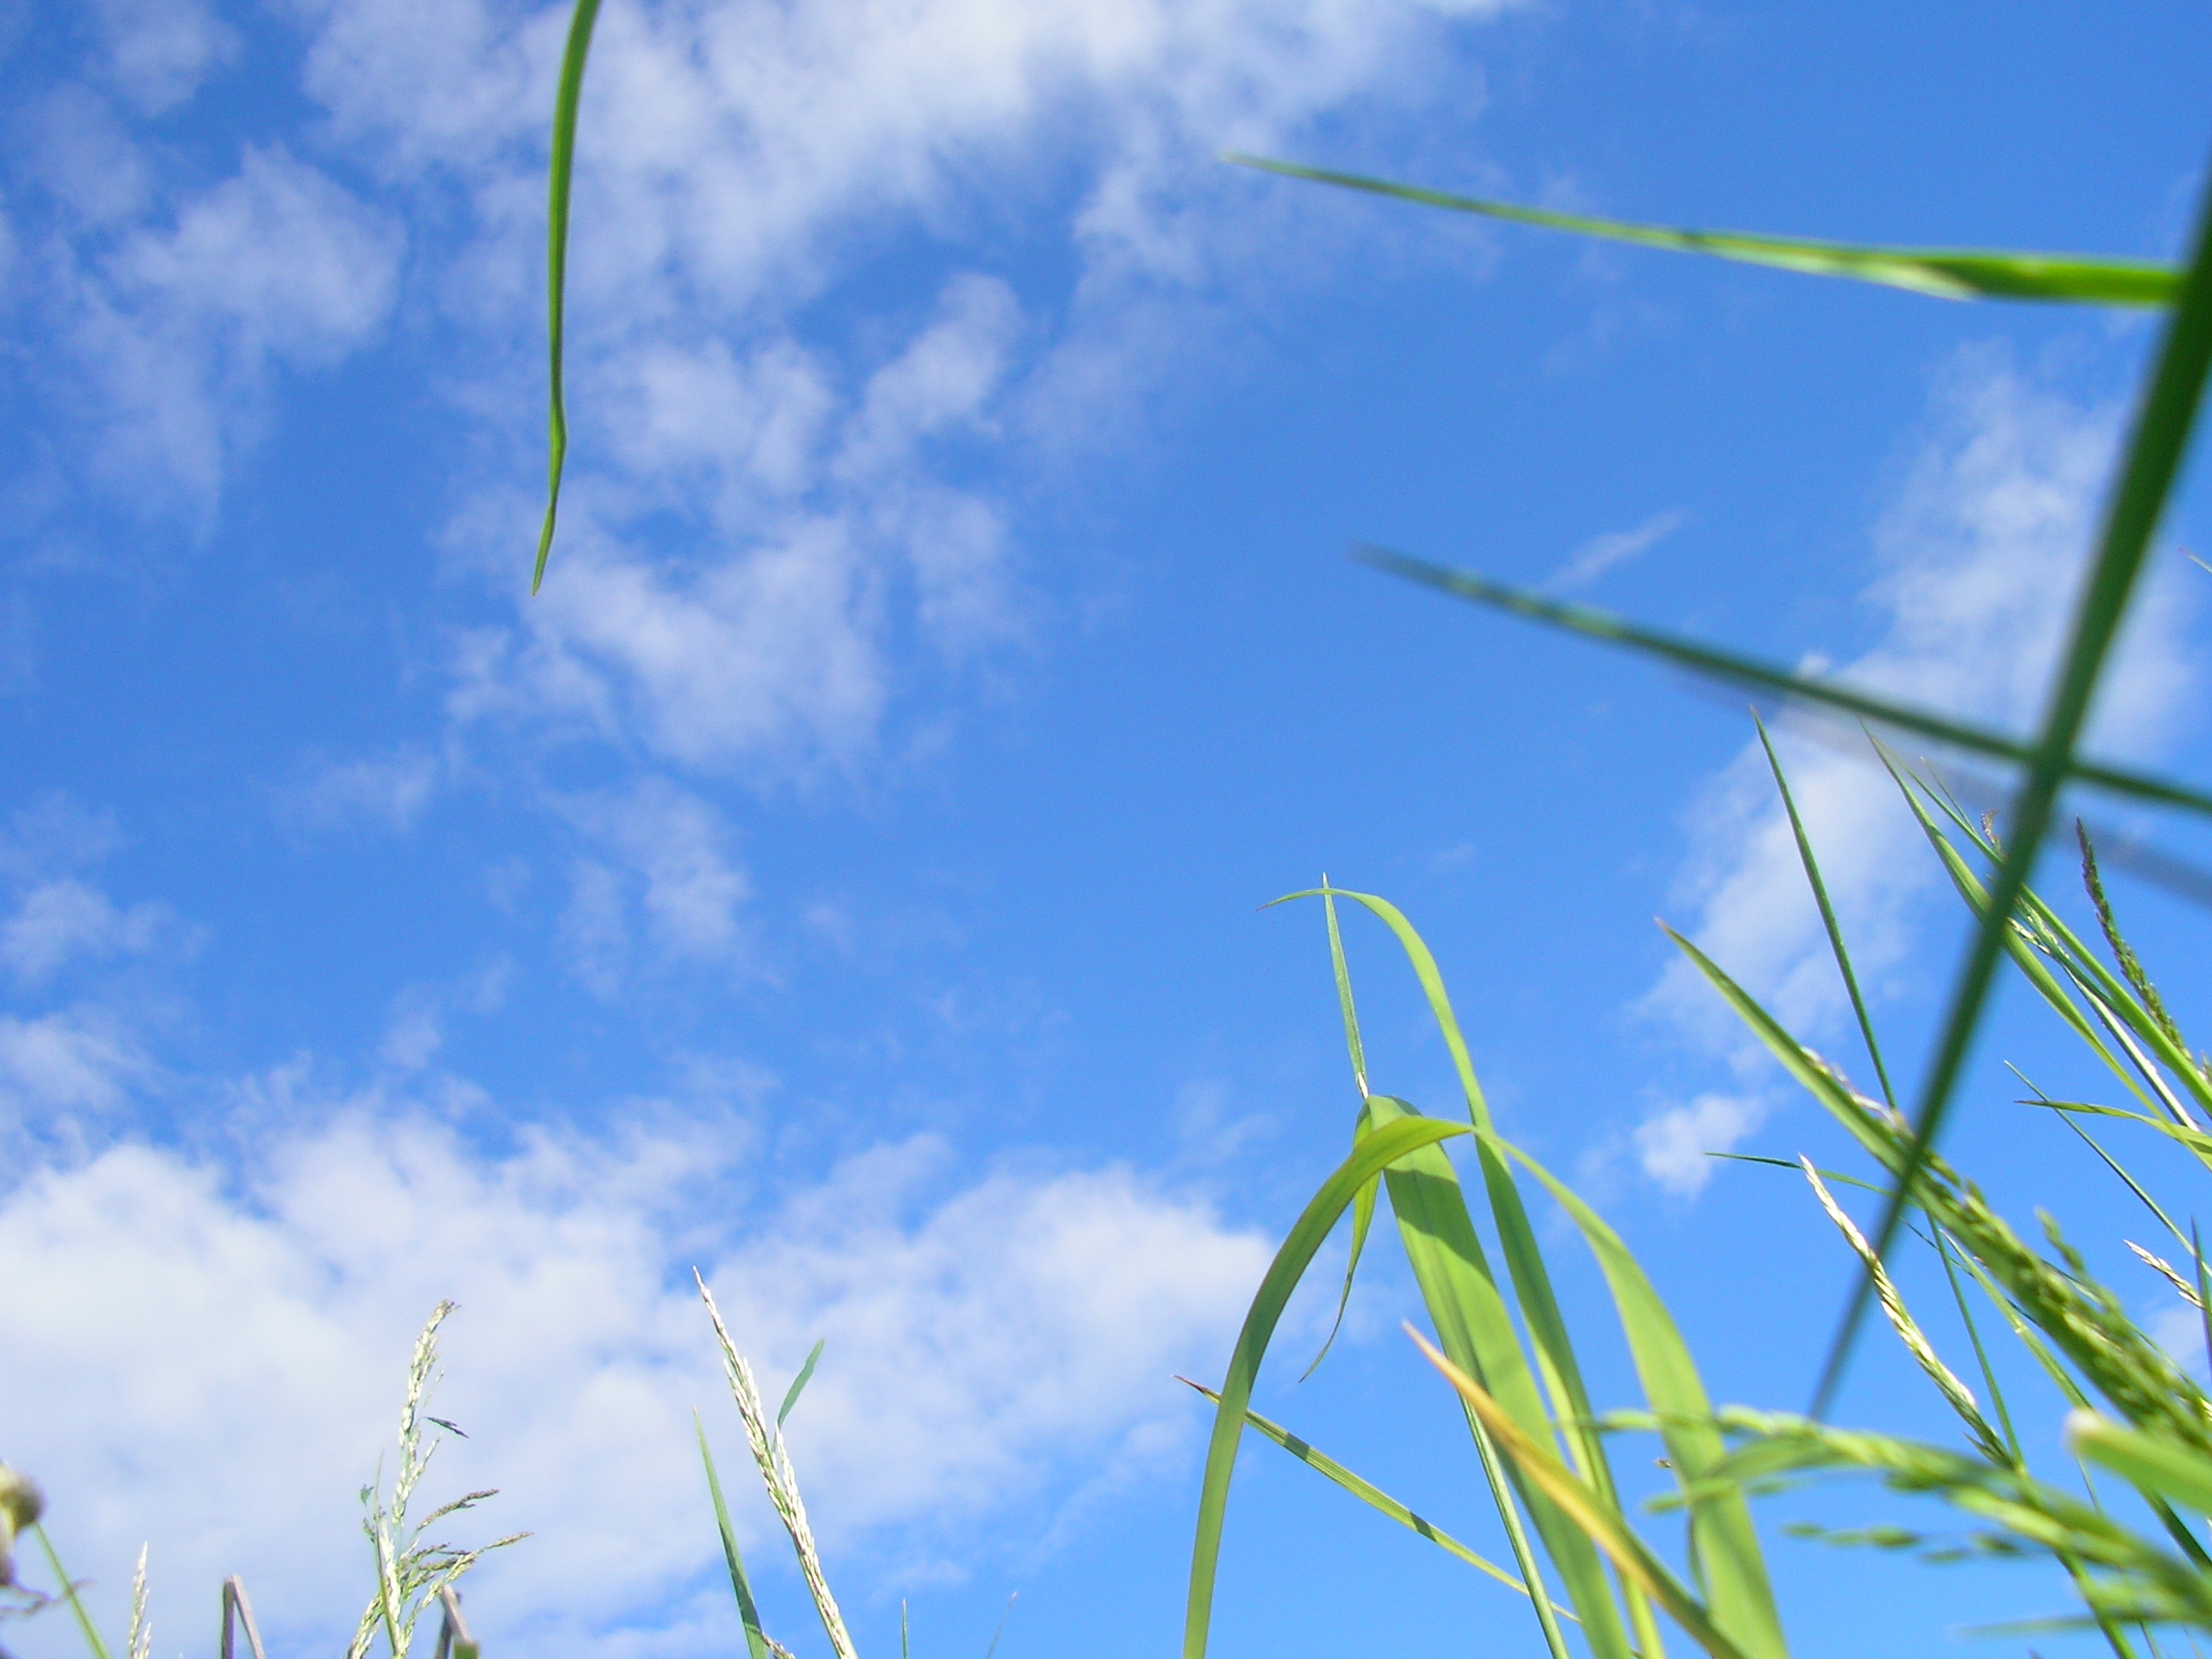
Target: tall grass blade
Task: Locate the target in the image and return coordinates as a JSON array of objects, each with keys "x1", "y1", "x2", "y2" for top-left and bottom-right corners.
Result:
[
  {"x1": 1828, "y1": 156, "x2": 2212, "y2": 1412},
  {"x1": 32, "y1": 1528, "x2": 111, "y2": 1659},
  {"x1": 1226, "y1": 155, "x2": 2180, "y2": 307},
  {"x1": 1301, "y1": 885, "x2": 1378, "y2": 1380},
  {"x1": 696, "y1": 1413, "x2": 773, "y2": 1659},
  {"x1": 534, "y1": 0, "x2": 604, "y2": 594},
  {"x1": 1182, "y1": 1114, "x2": 1470, "y2": 1659},
  {"x1": 1409, "y1": 1330, "x2": 1755, "y2": 1659},
  {"x1": 1348, "y1": 546, "x2": 2212, "y2": 818},
  {"x1": 2069, "y1": 1413, "x2": 2212, "y2": 1514}
]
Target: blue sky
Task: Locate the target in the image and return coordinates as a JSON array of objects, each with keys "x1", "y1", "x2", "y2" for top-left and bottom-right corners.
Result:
[{"x1": 4, "y1": 2, "x2": 2212, "y2": 1657}]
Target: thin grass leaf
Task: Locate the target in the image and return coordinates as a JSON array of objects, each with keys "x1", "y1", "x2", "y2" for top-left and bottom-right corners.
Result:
[
  {"x1": 696, "y1": 1413, "x2": 772, "y2": 1659},
  {"x1": 1409, "y1": 1329, "x2": 1755, "y2": 1659},
  {"x1": 777, "y1": 1341, "x2": 825, "y2": 1429},
  {"x1": 1301, "y1": 884, "x2": 1378, "y2": 1382},
  {"x1": 2080, "y1": 824, "x2": 2188, "y2": 1054},
  {"x1": 1226, "y1": 155, "x2": 2180, "y2": 307},
  {"x1": 1177, "y1": 1378, "x2": 1579, "y2": 1614},
  {"x1": 981, "y1": 1595, "x2": 1015, "y2": 1659},
  {"x1": 1836, "y1": 170, "x2": 2212, "y2": 1405},
  {"x1": 533, "y1": 0, "x2": 605, "y2": 594},
  {"x1": 1756, "y1": 713, "x2": 1897, "y2": 1106},
  {"x1": 1349, "y1": 547, "x2": 2212, "y2": 818},
  {"x1": 1182, "y1": 1113, "x2": 1470, "y2": 1659},
  {"x1": 1933, "y1": 1226, "x2": 2023, "y2": 1462},
  {"x1": 32, "y1": 1528, "x2": 111, "y2": 1659}
]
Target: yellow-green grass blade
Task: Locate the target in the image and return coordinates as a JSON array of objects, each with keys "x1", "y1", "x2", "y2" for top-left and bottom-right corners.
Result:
[
  {"x1": 2069, "y1": 1413, "x2": 2212, "y2": 1515},
  {"x1": 777, "y1": 1340, "x2": 825, "y2": 1429},
  {"x1": 1183, "y1": 1113, "x2": 1470, "y2": 1659},
  {"x1": 1226, "y1": 155, "x2": 2179, "y2": 308},
  {"x1": 1931, "y1": 1225, "x2": 2023, "y2": 1463},
  {"x1": 534, "y1": 0, "x2": 604, "y2": 595},
  {"x1": 1178, "y1": 1377, "x2": 1579, "y2": 1615},
  {"x1": 1755, "y1": 713, "x2": 1897, "y2": 1108},
  {"x1": 32, "y1": 1527, "x2": 114, "y2": 1659},
  {"x1": 1301, "y1": 886, "x2": 1378, "y2": 1382},
  {"x1": 1832, "y1": 155, "x2": 2212, "y2": 1410},
  {"x1": 1350, "y1": 546, "x2": 2212, "y2": 819},
  {"x1": 1472, "y1": 1126, "x2": 1785, "y2": 1659},
  {"x1": 1410, "y1": 1330, "x2": 1755, "y2": 1659},
  {"x1": 696, "y1": 1412, "x2": 774, "y2": 1659},
  {"x1": 1286, "y1": 888, "x2": 1653, "y2": 1653},
  {"x1": 1361, "y1": 1096, "x2": 1633, "y2": 1659}
]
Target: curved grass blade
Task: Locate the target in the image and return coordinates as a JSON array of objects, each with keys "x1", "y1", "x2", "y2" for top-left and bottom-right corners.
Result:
[
  {"x1": 1360, "y1": 1097, "x2": 1628, "y2": 1659},
  {"x1": 1470, "y1": 1126, "x2": 1785, "y2": 1659},
  {"x1": 1755, "y1": 713, "x2": 1897, "y2": 1107},
  {"x1": 1183, "y1": 1114, "x2": 1470, "y2": 1659},
  {"x1": 1409, "y1": 1330, "x2": 1755, "y2": 1659},
  {"x1": 534, "y1": 0, "x2": 604, "y2": 595},
  {"x1": 777, "y1": 1340, "x2": 825, "y2": 1429},
  {"x1": 1177, "y1": 1377, "x2": 1579, "y2": 1615},
  {"x1": 1226, "y1": 155, "x2": 2179, "y2": 308},
  {"x1": 1349, "y1": 546, "x2": 2212, "y2": 818},
  {"x1": 696, "y1": 1412, "x2": 773, "y2": 1659},
  {"x1": 1829, "y1": 163, "x2": 2212, "y2": 1411},
  {"x1": 1301, "y1": 885, "x2": 1377, "y2": 1381}
]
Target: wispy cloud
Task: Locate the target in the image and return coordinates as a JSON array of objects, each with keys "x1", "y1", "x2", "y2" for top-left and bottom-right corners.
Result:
[
  {"x1": 1551, "y1": 508, "x2": 1685, "y2": 591},
  {"x1": 1632, "y1": 345, "x2": 2201, "y2": 1194}
]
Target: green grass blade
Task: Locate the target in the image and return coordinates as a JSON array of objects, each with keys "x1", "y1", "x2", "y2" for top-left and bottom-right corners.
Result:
[
  {"x1": 1412, "y1": 1330, "x2": 1754, "y2": 1659},
  {"x1": 696, "y1": 1412, "x2": 773, "y2": 1659},
  {"x1": 2069, "y1": 1412, "x2": 2212, "y2": 1514},
  {"x1": 1226, "y1": 155, "x2": 2179, "y2": 307},
  {"x1": 1755, "y1": 713, "x2": 1898, "y2": 1107},
  {"x1": 1349, "y1": 546, "x2": 2212, "y2": 818},
  {"x1": 1301, "y1": 885, "x2": 1378, "y2": 1381},
  {"x1": 1178, "y1": 1377, "x2": 1579, "y2": 1615},
  {"x1": 981, "y1": 1593, "x2": 1015, "y2": 1659},
  {"x1": 1828, "y1": 159, "x2": 2212, "y2": 1411},
  {"x1": 1474, "y1": 1127, "x2": 1785, "y2": 1659},
  {"x1": 1182, "y1": 1114, "x2": 1470, "y2": 1659},
  {"x1": 32, "y1": 1527, "x2": 114, "y2": 1659},
  {"x1": 534, "y1": 0, "x2": 604, "y2": 595},
  {"x1": 1361, "y1": 1097, "x2": 1628, "y2": 1659},
  {"x1": 1933, "y1": 1225, "x2": 2023, "y2": 1462},
  {"x1": 777, "y1": 1340, "x2": 825, "y2": 1429}
]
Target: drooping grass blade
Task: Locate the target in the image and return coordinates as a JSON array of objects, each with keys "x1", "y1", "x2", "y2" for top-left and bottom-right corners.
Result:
[
  {"x1": 1226, "y1": 155, "x2": 2180, "y2": 306},
  {"x1": 1183, "y1": 1114, "x2": 1470, "y2": 1659},
  {"x1": 696, "y1": 1412, "x2": 773, "y2": 1659},
  {"x1": 1348, "y1": 545, "x2": 2212, "y2": 818},
  {"x1": 1178, "y1": 1377, "x2": 1578, "y2": 1613},
  {"x1": 534, "y1": 0, "x2": 604, "y2": 594},
  {"x1": 1824, "y1": 158, "x2": 2212, "y2": 1412}
]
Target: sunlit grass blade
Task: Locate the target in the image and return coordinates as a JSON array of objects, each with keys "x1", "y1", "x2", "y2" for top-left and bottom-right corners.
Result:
[
  {"x1": 1409, "y1": 1329, "x2": 1754, "y2": 1659},
  {"x1": 777, "y1": 1341, "x2": 825, "y2": 1429},
  {"x1": 1755, "y1": 713, "x2": 1897, "y2": 1107},
  {"x1": 1833, "y1": 165, "x2": 2212, "y2": 1407},
  {"x1": 1183, "y1": 1113, "x2": 1470, "y2": 1659},
  {"x1": 1348, "y1": 546, "x2": 2212, "y2": 818},
  {"x1": 1177, "y1": 1377, "x2": 1579, "y2": 1614},
  {"x1": 1359, "y1": 1096, "x2": 1627, "y2": 1659},
  {"x1": 2069, "y1": 1413, "x2": 2212, "y2": 1515},
  {"x1": 33, "y1": 1527, "x2": 114, "y2": 1659},
  {"x1": 534, "y1": 0, "x2": 604, "y2": 595},
  {"x1": 696, "y1": 1412, "x2": 773, "y2": 1659},
  {"x1": 1226, "y1": 155, "x2": 2180, "y2": 307},
  {"x1": 1470, "y1": 1126, "x2": 1784, "y2": 1659}
]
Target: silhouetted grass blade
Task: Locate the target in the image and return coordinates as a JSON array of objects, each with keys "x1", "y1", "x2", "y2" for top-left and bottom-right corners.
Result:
[
  {"x1": 1349, "y1": 546, "x2": 2212, "y2": 818},
  {"x1": 1227, "y1": 155, "x2": 2180, "y2": 306}
]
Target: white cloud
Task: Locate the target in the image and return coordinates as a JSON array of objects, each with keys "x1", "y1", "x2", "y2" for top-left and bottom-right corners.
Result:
[
  {"x1": 1633, "y1": 1091, "x2": 1770, "y2": 1198},
  {"x1": 1551, "y1": 508, "x2": 1685, "y2": 591},
  {"x1": 91, "y1": 0, "x2": 242, "y2": 114},
  {"x1": 557, "y1": 777, "x2": 756, "y2": 992},
  {"x1": 282, "y1": 748, "x2": 441, "y2": 833},
  {"x1": 0, "y1": 880, "x2": 166, "y2": 983},
  {"x1": 1636, "y1": 346, "x2": 2201, "y2": 1179},
  {"x1": 0, "y1": 1113, "x2": 1270, "y2": 1658}
]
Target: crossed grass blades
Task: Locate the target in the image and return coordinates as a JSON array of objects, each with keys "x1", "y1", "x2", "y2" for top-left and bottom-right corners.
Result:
[
  {"x1": 0, "y1": 1306, "x2": 515, "y2": 1659},
  {"x1": 1187, "y1": 751, "x2": 2212, "y2": 1659}
]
